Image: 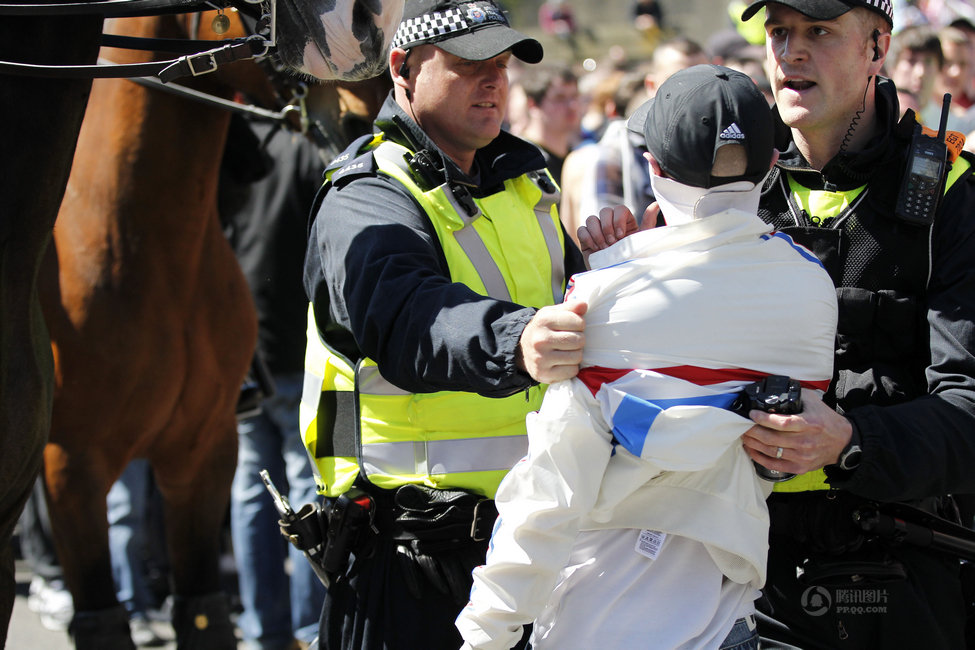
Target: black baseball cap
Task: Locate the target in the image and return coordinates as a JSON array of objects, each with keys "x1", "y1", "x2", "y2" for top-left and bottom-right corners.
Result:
[
  {"x1": 392, "y1": 0, "x2": 543, "y2": 63},
  {"x1": 626, "y1": 64, "x2": 774, "y2": 189},
  {"x1": 741, "y1": 0, "x2": 893, "y2": 27}
]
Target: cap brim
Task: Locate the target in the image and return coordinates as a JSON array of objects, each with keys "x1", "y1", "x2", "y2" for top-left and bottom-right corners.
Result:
[
  {"x1": 741, "y1": 0, "x2": 854, "y2": 22},
  {"x1": 626, "y1": 98, "x2": 653, "y2": 139},
  {"x1": 436, "y1": 25, "x2": 543, "y2": 63}
]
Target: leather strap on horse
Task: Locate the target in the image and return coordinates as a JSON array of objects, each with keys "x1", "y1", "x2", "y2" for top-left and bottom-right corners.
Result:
[
  {"x1": 0, "y1": 34, "x2": 268, "y2": 81},
  {"x1": 0, "y1": 0, "x2": 203, "y2": 17}
]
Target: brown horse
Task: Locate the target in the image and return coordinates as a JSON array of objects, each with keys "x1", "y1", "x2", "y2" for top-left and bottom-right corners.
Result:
[
  {"x1": 36, "y1": 10, "x2": 338, "y2": 649},
  {"x1": 0, "y1": 0, "x2": 401, "y2": 645}
]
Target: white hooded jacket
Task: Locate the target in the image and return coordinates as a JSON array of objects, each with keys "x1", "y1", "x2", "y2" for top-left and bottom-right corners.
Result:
[{"x1": 457, "y1": 180, "x2": 838, "y2": 649}]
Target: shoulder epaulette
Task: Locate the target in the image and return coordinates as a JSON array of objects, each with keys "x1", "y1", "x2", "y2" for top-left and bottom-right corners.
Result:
[
  {"x1": 324, "y1": 133, "x2": 382, "y2": 186},
  {"x1": 328, "y1": 150, "x2": 377, "y2": 187}
]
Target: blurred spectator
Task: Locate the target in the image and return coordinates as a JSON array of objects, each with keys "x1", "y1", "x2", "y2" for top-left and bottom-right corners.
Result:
[
  {"x1": 222, "y1": 116, "x2": 329, "y2": 650},
  {"x1": 18, "y1": 479, "x2": 73, "y2": 632},
  {"x1": 892, "y1": 0, "x2": 933, "y2": 31},
  {"x1": 920, "y1": 1, "x2": 975, "y2": 30},
  {"x1": 107, "y1": 459, "x2": 165, "y2": 646},
  {"x1": 887, "y1": 24, "x2": 943, "y2": 116},
  {"x1": 707, "y1": 29, "x2": 752, "y2": 64},
  {"x1": 949, "y1": 18, "x2": 975, "y2": 99},
  {"x1": 632, "y1": 0, "x2": 664, "y2": 46},
  {"x1": 560, "y1": 68, "x2": 642, "y2": 244},
  {"x1": 898, "y1": 87, "x2": 922, "y2": 114},
  {"x1": 505, "y1": 59, "x2": 530, "y2": 134},
  {"x1": 625, "y1": 36, "x2": 710, "y2": 117},
  {"x1": 510, "y1": 63, "x2": 583, "y2": 185},
  {"x1": 578, "y1": 66, "x2": 630, "y2": 144},
  {"x1": 708, "y1": 29, "x2": 770, "y2": 98},
  {"x1": 728, "y1": 0, "x2": 767, "y2": 46},
  {"x1": 923, "y1": 26, "x2": 975, "y2": 134},
  {"x1": 538, "y1": 0, "x2": 594, "y2": 60}
]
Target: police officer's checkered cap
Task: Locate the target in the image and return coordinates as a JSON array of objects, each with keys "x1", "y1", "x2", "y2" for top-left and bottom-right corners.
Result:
[
  {"x1": 393, "y1": 5, "x2": 486, "y2": 49},
  {"x1": 392, "y1": 0, "x2": 542, "y2": 63}
]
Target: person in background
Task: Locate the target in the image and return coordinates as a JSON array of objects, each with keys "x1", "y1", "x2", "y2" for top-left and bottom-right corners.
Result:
[
  {"x1": 537, "y1": 0, "x2": 595, "y2": 60},
  {"x1": 624, "y1": 36, "x2": 710, "y2": 113},
  {"x1": 886, "y1": 24, "x2": 943, "y2": 118},
  {"x1": 924, "y1": 25, "x2": 975, "y2": 133},
  {"x1": 457, "y1": 64, "x2": 837, "y2": 650},
  {"x1": 107, "y1": 460, "x2": 165, "y2": 647},
  {"x1": 576, "y1": 66, "x2": 629, "y2": 145},
  {"x1": 632, "y1": 0, "x2": 664, "y2": 46},
  {"x1": 18, "y1": 479, "x2": 73, "y2": 632},
  {"x1": 510, "y1": 63, "x2": 582, "y2": 186},
  {"x1": 571, "y1": 70, "x2": 652, "y2": 236},
  {"x1": 222, "y1": 117, "x2": 330, "y2": 650},
  {"x1": 300, "y1": 0, "x2": 587, "y2": 647}
]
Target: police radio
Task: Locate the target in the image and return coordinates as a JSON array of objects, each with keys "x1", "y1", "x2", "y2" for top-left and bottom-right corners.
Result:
[{"x1": 895, "y1": 94, "x2": 951, "y2": 226}]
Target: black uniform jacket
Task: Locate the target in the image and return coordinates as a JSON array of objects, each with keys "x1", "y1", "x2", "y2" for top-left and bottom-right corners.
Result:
[{"x1": 759, "y1": 77, "x2": 975, "y2": 503}]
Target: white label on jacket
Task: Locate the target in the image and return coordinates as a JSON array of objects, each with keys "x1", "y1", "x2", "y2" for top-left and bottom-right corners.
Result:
[{"x1": 635, "y1": 529, "x2": 667, "y2": 560}]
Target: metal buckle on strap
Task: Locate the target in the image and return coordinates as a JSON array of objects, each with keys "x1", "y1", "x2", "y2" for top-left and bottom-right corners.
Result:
[{"x1": 187, "y1": 51, "x2": 218, "y2": 76}]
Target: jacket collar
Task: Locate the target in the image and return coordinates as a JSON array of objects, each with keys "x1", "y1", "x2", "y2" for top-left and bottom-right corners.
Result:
[{"x1": 373, "y1": 92, "x2": 548, "y2": 193}]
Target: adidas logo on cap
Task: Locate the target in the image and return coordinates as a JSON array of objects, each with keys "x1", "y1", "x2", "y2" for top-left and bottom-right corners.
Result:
[{"x1": 720, "y1": 123, "x2": 745, "y2": 140}]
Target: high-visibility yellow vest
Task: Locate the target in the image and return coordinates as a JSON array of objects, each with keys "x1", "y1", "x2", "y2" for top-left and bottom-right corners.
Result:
[{"x1": 300, "y1": 137, "x2": 566, "y2": 499}]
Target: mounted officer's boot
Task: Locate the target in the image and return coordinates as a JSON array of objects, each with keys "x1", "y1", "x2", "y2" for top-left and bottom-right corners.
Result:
[
  {"x1": 171, "y1": 592, "x2": 236, "y2": 649},
  {"x1": 70, "y1": 603, "x2": 135, "y2": 650}
]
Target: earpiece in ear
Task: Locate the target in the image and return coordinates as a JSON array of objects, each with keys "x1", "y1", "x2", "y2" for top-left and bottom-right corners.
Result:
[
  {"x1": 398, "y1": 49, "x2": 412, "y2": 79},
  {"x1": 872, "y1": 29, "x2": 881, "y2": 62}
]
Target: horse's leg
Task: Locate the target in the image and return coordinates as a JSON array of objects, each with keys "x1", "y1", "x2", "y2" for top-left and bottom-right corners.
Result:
[
  {"x1": 153, "y1": 418, "x2": 238, "y2": 650},
  {"x1": 0, "y1": 13, "x2": 102, "y2": 643},
  {"x1": 44, "y1": 444, "x2": 135, "y2": 650}
]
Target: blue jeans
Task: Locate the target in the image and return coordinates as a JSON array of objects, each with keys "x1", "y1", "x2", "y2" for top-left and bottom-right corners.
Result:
[
  {"x1": 231, "y1": 372, "x2": 326, "y2": 648},
  {"x1": 719, "y1": 615, "x2": 760, "y2": 650},
  {"x1": 107, "y1": 458, "x2": 156, "y2": 618}
]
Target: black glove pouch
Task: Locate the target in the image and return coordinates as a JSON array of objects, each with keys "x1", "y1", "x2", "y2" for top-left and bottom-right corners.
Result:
[{"x1": 390, "y1": 484, "x2": 498, "y2": 603}]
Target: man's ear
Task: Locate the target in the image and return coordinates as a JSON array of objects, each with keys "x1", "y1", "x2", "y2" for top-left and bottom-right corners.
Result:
[{"x1": 391, "y1": 48, "x2": 411, "y2": 85}]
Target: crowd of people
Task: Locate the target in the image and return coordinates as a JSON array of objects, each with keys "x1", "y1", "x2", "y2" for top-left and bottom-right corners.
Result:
[{"x1": 14, "y1": 0, "x2": 975, "y2": 648}]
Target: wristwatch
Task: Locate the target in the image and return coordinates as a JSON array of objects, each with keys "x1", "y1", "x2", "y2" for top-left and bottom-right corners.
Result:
[{"x1": 837, "y1": 425, "x2": 863, "y2": 471}]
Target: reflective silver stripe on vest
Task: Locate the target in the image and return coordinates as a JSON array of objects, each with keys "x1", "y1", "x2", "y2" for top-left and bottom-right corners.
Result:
[
  {"x1": 442, "y1": 186, "x2": 513, "y2": 300},
  {"x1": 360, "y1": 434, "x2": 528, "y2": 478},
  {"x1": 527, "y1": 170, "x2": 565, "y2": 303},
  {"x1": 358, "y1": 364, "x2": 410, "y2": 395},
  {"x1": 452, "y1": 226, "x2": 511, "y2": 300}
]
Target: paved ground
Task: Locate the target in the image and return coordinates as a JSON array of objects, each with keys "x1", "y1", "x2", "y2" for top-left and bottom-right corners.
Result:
[{"x1": 7, "y1": 558, "x2": 180, "y2": 650}]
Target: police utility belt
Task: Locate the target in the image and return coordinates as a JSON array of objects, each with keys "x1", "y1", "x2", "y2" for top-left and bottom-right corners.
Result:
[
  {"x1": 276, "y1": 481, "x2": 497, "y2": 589},
  {"x1": 769, "y1": 491, "x2": 975, "y2": 586}
]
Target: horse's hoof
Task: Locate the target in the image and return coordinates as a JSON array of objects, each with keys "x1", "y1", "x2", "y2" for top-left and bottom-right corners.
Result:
[
  {"x1": 69, "y1": 604, "x2": 135, "y2": 650},
  {"x1": 171, "y1": 592, "x2": 236, "y2": 650}
]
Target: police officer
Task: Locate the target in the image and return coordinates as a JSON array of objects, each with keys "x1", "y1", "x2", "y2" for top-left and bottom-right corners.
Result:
[
  {"x1": 737, "y1": 0, "x2": 975, "y2": 646},
  {"x1": 580, "y1": 0, "x2": 975, "y2": 647},
  {"x1": 300, "y1": 1, "x2": 586, "y2": 648}
]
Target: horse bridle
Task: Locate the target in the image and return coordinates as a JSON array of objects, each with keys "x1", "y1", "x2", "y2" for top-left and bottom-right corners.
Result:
[
  {"x1": 0, "y1": 0, "x2": 326, "y2": 137},
  {"x1": 0, "y1": 0, "x2": 277, "y2": 82}
]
